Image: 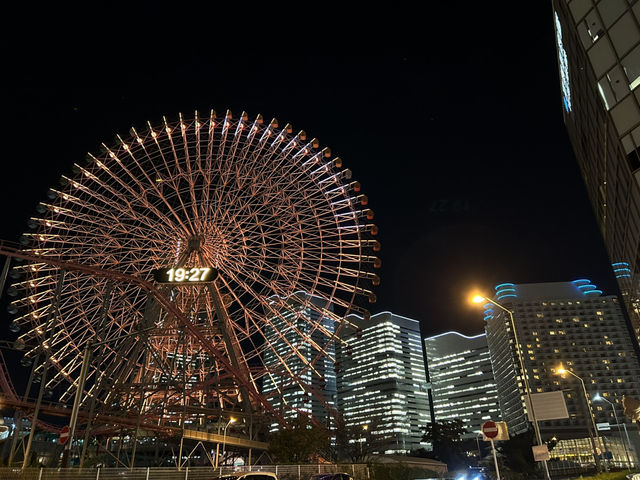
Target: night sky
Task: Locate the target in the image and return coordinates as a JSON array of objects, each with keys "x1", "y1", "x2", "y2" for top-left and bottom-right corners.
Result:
[{"x1": 2, "y1": 5, "x2": 618, "y2": 342}]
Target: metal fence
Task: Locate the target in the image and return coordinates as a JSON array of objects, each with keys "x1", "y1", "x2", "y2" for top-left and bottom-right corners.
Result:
[{"x1": 0, "y1": 464, "x2": 370, "y2": 480}]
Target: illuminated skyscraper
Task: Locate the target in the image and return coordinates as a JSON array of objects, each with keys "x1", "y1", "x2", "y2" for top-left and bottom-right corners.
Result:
[
  {"x1": 552, "y1": 1, "x2": 640, "y2": 344},
  {"x1": 424, "y1": 331, "x2": 501, "y2": 440},
  {"x1": 262, "y1": 292, "x2": 336, "y2": 430},
  {"x1": 336, "y1": 312, "x2": 431, "y2": 454},
  {"x1": 484, "y1": 280, "x2": 640, "y2": 466}
]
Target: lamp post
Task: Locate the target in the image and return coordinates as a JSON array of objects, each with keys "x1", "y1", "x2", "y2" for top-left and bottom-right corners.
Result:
[
  {"x1": 556, "y1": 366, "x2": 603, "y2": 471},
  {"x1": 360, "y1": 424, "x2": 368, "y2": 459},
  {"x1": 473, "y1": 295, "x2": 550, "y2": 480},
  {"x1": 221, "y1": 417, "x2": 236, "y2": 467},
  {"x1": 594, "y1": 393, "x2": 633, "y2": 468}
]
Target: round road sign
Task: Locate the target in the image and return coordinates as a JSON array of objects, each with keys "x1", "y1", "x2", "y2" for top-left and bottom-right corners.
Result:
[
  {"x1": 482, "y1": 420, "x2": 498, "y2": 439},
  {"x1": 59, "y1": 425, "x2": 70, "y2": 445}
]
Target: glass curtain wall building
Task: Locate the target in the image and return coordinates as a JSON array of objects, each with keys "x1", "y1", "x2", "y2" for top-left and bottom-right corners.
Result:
[
  {"x1": 484, "y1": 281, "x2": 640, "y2": 467},
  {"x1": 424, "y1": 332, "x2": 501, "y2": 440},
  {"x1": 261, "y1": 292, "x2": 337, "y2": 430},
  {"x1": 552, "y1": 0, "x2": 640, "y2": 344},
  {"x1": 336, "y1": 312, "x2": 431, "y2": 454}
]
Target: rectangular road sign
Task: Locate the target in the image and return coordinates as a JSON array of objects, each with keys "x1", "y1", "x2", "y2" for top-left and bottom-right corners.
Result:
[
  {"x1": 532, "y1": 444, "x2": 550, "y2": 461},
  {"x1": 525, "y1": 391, "x2": 569, "y2": 421}
]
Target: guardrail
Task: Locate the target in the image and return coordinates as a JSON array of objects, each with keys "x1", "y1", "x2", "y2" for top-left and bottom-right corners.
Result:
[{"x1": 0, "y1": 464, "x2": 370, "y2": 480}]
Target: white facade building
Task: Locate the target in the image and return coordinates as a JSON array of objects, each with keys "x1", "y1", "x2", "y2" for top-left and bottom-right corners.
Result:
[
  {"x1": 336, "y1": 312, "x2": 431, "y2": 453},
  {"x1": 261, "y1": 292, "x2": 336, "y2": 430},
  {"x1": 424, "y1": 331, "x2": 501, "y2": 440}
]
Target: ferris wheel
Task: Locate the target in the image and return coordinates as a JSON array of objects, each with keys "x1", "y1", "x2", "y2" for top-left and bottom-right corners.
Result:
[{"x1": 6, "y1": 110, "x2": 380, "y2": 426}]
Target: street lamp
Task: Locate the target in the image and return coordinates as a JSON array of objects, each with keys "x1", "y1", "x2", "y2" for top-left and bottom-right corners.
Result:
[
  {"x1": 221, "y1": 417, "x2": 236, "y2": 467},
  {"x1": 472, "y1": 294, "x2": 550, "y2": 480},
  {"x1": 360, "y1": 424, "x2": 368, "y2": 458},
  {"x1": 593, "y1": 393, "x2": 633, "y2": 468},
  {"x1": 556, "y1": 365, "x2": 603, "y2": 471}
]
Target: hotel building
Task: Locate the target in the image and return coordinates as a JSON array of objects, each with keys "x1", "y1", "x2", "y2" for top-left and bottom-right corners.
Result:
[{"x1": 483, "y1": 280, "x2": 640, "y2": 467}]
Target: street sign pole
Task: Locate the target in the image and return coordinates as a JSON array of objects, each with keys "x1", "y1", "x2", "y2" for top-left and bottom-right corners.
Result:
[
  {"x1": 490, "y1": 439, "x2": 501, "y2": 480},
  {"x1": 482, "y1": 421, "x2": 501, "y2": 480}
]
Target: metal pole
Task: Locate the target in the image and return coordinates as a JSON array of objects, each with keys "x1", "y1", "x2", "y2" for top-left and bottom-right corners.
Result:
[
  {"x1": 621, "y1": 422, "x2": 634, "y2": 467},
  {"x1": 22, "y1": 358, "x2": 50, "y2": 469},
  {"x1": 490, "y1": 438, "x2": 501, "y2": 480},
  {"x1": 62, "y1": 342, "x2": 92, "y2": 467},
  {"x1": 567, "y1": 371, "x2": 602, "y2": 471},
  {"x1": 222, "y1": 421, "x2": 230, "y2": 466},
  {"x1": 484, "y1": 298, "x2": 550, "y2": 480},
  {"x1": 0, "y1": 256, "x2": 11, "y2": 295},
  {"x1": 9, "y1": 353, "x2": 40, "y2": 466},
  {"x1": 601, "y1": 396, "x2": 631, "y2": 468}
]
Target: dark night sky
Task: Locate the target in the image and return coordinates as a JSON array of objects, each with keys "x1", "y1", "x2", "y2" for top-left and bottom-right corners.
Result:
[{"x1": 2, "y1": 6, "x2": 618, "y2": 342}]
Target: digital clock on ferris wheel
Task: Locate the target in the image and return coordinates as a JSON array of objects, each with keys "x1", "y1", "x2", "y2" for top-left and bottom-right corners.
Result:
[{"x1": 152, "y1": 267, "x2": 218, "y2": 284}]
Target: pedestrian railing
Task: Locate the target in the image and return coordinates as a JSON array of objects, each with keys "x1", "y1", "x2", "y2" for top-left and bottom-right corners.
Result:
[{"x1": 0, "y1": 464, "x2": 370, "y2": 480}]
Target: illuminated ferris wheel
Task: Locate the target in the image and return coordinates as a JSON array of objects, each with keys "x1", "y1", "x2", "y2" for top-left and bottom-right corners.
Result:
[{"x1": 6, "y1": 110, "x2": 380, "y2": 427}]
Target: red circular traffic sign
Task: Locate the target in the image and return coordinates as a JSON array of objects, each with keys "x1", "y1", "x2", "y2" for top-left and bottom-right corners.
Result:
[
  {"x1": 59, "y1": 425, "x2": 70, "y2": 445},
  {"x1": 482, "y1": 420, "x2": 498, "y2": 439}
]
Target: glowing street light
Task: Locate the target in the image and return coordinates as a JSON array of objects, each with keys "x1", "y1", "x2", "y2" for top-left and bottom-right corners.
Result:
[
  {"x1": 556, "y1": 365, "x2": 603, "y2": 471},
  {"x1": 593, "y1": 393, "x2": 633, "y2": 468},
  {"x1": 221, "y1": 417, "x2": 237, "y2": 467},
  {"x1": 360, "y1": 424, "x2": 369, "y2": 457},
  {"x1": 472, "y1": 293, "x2": 550, "y2": 480}
]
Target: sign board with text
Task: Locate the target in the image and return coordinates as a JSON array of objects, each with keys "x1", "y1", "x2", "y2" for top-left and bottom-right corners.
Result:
[
  {"x1": 525, "y1": 391, "x2": 569, "y2": 421},
  {"x1": 532, "y1": 444, "x2": 550, "y2": 461}
]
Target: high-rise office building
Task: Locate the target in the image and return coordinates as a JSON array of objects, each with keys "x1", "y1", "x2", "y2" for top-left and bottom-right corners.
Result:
[
  {"x1": 484, "y1": 280, "x2": 640, "y2": 466},
  {"x1": 336, "y1": 312, "x2": 431, "y2": 454},
  {"x1": 552, "y1": 1, "x2": 640, "y2": 344},
  {"x1": 262, "y1": 292, "x2": 336, "y2": 430},
  {"x1": 424, "y1": 331, "x2": 501, "y2": 440}
]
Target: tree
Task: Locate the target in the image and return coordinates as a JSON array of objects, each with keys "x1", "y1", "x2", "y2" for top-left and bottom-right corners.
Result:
[
  {"x1": 496, "y1": 430, "x2": 536, "y2": 477},
  {"x1": 267, "y1": 416, "x2": 331, "y2": 464},
  {"x1": 333, "y1": 417, "x2": 395, "y2": 462},
  {"x1": 422, "y1": 419, "x2": 468, "y2": 470}
]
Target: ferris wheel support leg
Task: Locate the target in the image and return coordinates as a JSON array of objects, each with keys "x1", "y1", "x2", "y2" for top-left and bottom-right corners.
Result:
[
  {"x1": 8, "y1": 353, "x2": 40, "y2": 466},
  {"x1": 130, "y1": 346, "x2": 148, "y2": 470},
  {"x1": 79, "y1": 282, "x2": 113, "y2": 469},
  {"x1": 208, "y1": 282, "x2": 254, "y2": 416},
  {"x1": 22, "y1": 357, "x2": 51, "y2": 470},
  {"x1": 61, "y1": 343, "x2": 92, "y2": 468}
]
